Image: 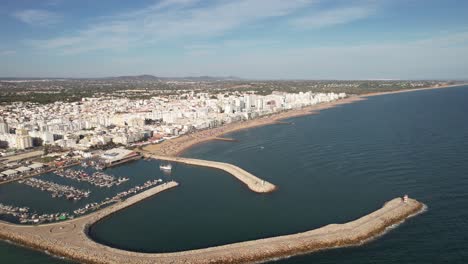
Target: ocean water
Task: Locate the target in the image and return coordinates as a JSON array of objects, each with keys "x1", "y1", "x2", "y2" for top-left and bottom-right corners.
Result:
[
  {"x1": 0, "y1": 162, "x2": 172, "y2": 223},
  {"x1": 2, "y1": 85, "x2": 468, "y2": 263}
]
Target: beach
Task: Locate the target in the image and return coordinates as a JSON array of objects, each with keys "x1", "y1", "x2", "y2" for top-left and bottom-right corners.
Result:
[
  {"x1": 142, "y1": 96, "x2": 366, "y2": 156},
  {"x1": 3, "y1": 83, "x2": 467, "y2": 263},
  {"x1": 142, "y1": 83, "x2": 467, "y2": 157}
]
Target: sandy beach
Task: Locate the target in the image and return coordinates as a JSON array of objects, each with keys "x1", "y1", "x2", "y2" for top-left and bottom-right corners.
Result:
[
  {"x1": 142, "y1": 96, "x2": 366, "y2": 156},
  {"x1": 142, "y1": 82, "x2": 467, "y2": 157},
  {"x1": 363, "y1": 83, "x2": 468, "y2": 97}
]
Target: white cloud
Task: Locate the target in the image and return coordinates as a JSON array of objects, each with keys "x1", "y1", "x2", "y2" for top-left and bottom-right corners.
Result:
[
  {"x1": 13, "y1": 9, "x2": 61, "y2": 26},
  {"x1": 31, "y1": 0, "x2": 313, "y2": 54},
  {"x1": 290, "y1": 6, "x2": 374, "y2": 29}
]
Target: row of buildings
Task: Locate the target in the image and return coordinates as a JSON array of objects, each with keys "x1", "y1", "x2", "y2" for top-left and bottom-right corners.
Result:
[{"x1": 0, "y1": 91, "x2": 346, "y2": 152}]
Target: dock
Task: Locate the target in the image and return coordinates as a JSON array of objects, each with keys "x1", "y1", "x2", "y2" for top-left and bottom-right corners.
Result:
[
  {"x1": 149, "y1": 154, "x2": 276, "y2": 193},
  {"x1": 0, "y1": 196, "x2": 424, "y2": 264},
  {"x1": 103, "y1": 154, "x2": 142, "y2": 169}
]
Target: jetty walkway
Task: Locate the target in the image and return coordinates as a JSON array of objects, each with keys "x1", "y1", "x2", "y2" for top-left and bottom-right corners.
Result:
[
  {"x1": 148, "y1": 154, "x2": 276, "y2": 193},
  {"x1": 0, "y1": 195, "x2": 423, "y2": 264}
]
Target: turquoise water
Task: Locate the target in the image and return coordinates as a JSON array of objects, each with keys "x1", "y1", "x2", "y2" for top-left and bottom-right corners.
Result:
[{"x1": 2, "y1": 85, "x2": 468, "y2": 263}]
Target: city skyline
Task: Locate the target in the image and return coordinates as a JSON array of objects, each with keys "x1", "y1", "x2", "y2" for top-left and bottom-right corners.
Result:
[{"x1": 1, "y1": 0, "x2": 468, "y2": 80}]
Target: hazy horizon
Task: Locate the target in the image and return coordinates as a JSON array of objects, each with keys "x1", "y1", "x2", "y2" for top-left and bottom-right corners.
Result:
[{"x1": 1, "y1": 75, "x2": 467, "y2": 81}]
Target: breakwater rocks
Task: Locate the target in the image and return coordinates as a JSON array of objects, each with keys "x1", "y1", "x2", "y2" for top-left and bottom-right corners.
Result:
[
  {"x1": 149, "y1": 155, "x2": 277, "y2": 193},
  {"x1": 0, "y1": 196, "x2": 423, "y2": 264}
]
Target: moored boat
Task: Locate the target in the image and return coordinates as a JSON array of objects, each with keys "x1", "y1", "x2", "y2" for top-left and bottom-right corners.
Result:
[{"x1": 159, "y1": 163, "x2": 172, "y2": 171}]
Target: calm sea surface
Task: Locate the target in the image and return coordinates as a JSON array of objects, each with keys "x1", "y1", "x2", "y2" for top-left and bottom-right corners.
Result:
[{"x1": 2, "y1": 85, "x2": 468, "y2": 263}]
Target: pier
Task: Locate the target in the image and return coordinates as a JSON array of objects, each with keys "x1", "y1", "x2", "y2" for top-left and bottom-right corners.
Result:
[
  {"x1": 148, "y1": 154, "x2": 276, "y2": 193},
  {"x1": 0, "y1": 196, "x2": 423, "y2": 264}
]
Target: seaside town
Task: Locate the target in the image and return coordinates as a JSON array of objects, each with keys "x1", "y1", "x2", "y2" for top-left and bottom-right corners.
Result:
[
  {"x1": 1, "y1": 0, "x2": 466, "y2": 262},
  {"x1": 0, "y1": 79, "x2": 446, "y2": 263},
  {"x1": 0, "y1": 90, "x2": 346, "y2": 224},
  {"x1": 0, "y1": 90, "x2": 346, "y2": 171},
  {"x1": 0, "y1": 80, "x2": 450, "y2": 262}
]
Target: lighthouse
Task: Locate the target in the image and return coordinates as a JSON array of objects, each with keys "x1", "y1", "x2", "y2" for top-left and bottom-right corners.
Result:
[{"x1": 403, "y1": 194, "x2": 408, "y2": 203}]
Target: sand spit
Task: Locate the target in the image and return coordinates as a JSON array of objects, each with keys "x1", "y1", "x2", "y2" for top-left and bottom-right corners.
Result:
[
  {"x1": 0, "y1": 195, "x2": 423, "y2": 264},
  {"x1": 363, "y1": 83, "x2": 468, "y2": 98},
  {"x1": 148, "y1": 154, "x2": 276, "y2": 193}
]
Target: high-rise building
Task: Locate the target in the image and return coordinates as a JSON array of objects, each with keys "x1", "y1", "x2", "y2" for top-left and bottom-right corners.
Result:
[
  {"x1": 16, "y1": 135, "x2": 33, "y2": 149},
  {"x1": 14, "y1": 128, "x2": 33, "y2": 149},
  {"x1": 16, "y1": 128, "x2": 29, "y2": 136}
]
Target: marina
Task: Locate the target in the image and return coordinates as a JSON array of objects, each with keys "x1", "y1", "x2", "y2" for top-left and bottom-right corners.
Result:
[
  {"x1": 3, "y1": 86, "x2": 468, "y2": 263},
  {"x1": 0, "y1": 176, "x2": 166, "y2": 224},
  {"x1": 73, "y1": 178, "x2": 164, "y2": 216},
  {"x1": 0, "y1": 202, "x2": 73, "y2": 224},
  {"x1": 55, "y1": 169, "x2": 129, "y2": 188},
  {"x1": 0, "y1": 203, "x2": 29, "y2": 219},
  {"x1": 19, "y1": 178, "x2": 90, "y2": 201}
]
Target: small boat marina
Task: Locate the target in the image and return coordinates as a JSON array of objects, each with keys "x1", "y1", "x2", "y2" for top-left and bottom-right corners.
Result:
[
  {"x1": 1, "y1": 177, "x2": 165, "y2": 224},
  {"x1": 73, "y1": 179, "x2": 163, "y2": 216},
  {"x1": 0, "y1": 159, "x2": 170, "y2": 225},
  {"x1": 19, "y1": 178, "x2": 90, "y2": 201},
  {"x1": 55, "y1": 169, "x2": 129, "y2": 188}
]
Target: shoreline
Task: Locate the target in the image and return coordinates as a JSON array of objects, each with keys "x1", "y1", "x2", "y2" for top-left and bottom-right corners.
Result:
[
  {"x1": 363, "y1": 83, "x2": 468, "y2": 98},
  {"x1": 142, "y1": 83, "x2": 468, "y2": 157},
  {"x1": 142, "y1": 96, "x2": 366, "y2": 157},
  {"x1": 0, "y1": 197, "x2": 424, "y2": 264},
  {"x1": 1, "y1": 83, "x2": 455, "y2": 263}
]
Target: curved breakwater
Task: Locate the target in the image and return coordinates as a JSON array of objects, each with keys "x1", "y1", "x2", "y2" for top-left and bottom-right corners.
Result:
[
  {"x1": 0, "y1": 195, "x2": 423, "y2": 264},
  {"x1": 148, "y1": 154, "x2": 277, "y2": 193}
]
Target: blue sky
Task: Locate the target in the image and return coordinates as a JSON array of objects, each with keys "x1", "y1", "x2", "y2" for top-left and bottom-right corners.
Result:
[{"x1": 1, "y1": 0, "x2": 468, "y2": 79}]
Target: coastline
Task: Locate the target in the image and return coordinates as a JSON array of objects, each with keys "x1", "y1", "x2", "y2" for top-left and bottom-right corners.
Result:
[
  {"x1": 142, "y1": 83, "x2": 468, "y2": 157},
  {"x1": 0, "y1": 196, "x2": 424, "y2": 264},
  {"x1": 363, "y1": 83, "x2": 468, "y2": 98},
  {"x1": 142, "y1": 96, "x2": 366, "y2": 156},
  {"x1": 0, "y1": 85, "x2": 446, "y2": 263}
]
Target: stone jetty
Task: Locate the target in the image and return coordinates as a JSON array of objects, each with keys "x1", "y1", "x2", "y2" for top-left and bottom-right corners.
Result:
[
  {"x1": 149, "y1": 154, "x2": 276, "y2": 193},
  {"x1": 0, "y1": 195, "x2": 423, "y2": 264}
]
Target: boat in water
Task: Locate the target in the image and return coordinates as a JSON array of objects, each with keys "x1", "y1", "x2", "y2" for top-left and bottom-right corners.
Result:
[{"x1": 159, "y1": 163, "x2": 172, "y2": 172}]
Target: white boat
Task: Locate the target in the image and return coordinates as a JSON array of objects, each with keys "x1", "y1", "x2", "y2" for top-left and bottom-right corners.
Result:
[{"x1": 159, "y1": 163, "x2": 172, "y2": 171}]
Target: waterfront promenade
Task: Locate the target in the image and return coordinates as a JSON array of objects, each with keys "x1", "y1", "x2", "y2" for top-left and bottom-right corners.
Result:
[
  {"x1": 147, "y1": 154, "x2": 276, "y2": 193},
  {"x1": 0, "y1": 195, "x2": 423, "y2": 264}
]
